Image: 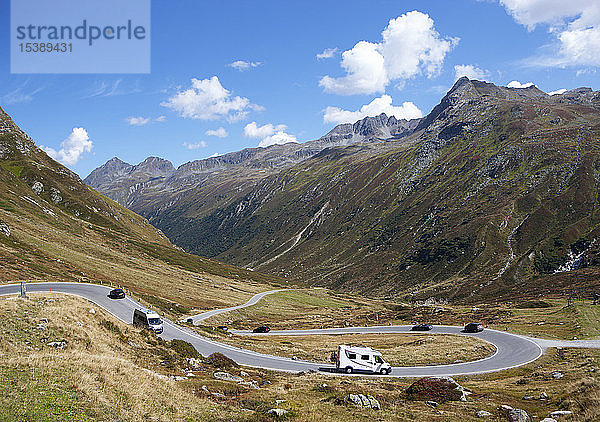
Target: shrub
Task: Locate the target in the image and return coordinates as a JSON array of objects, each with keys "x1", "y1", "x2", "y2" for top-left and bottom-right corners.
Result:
[
  {"x1": 170, "y1": 339, "x2": 200, "y2": 359},
  {"x1": 206, "y1": 352, "x2": 239, "y2": 368}
]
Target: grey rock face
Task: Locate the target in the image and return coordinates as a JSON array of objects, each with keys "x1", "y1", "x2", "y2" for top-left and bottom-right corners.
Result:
[
  {"x1": 50, "y1": 188, "x2": 62, "y2": 204},
  {"x1": 0, "y1": 221, "x2": 9, "y2": 237},
  {"x1": 32, "y1": 181, "x2": 44, "y2": 195}
]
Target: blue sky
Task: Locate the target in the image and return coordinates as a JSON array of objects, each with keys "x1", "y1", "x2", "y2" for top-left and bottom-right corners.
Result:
[{"x1": 1, "y1": 0, "x2": 600, "y2": 177}]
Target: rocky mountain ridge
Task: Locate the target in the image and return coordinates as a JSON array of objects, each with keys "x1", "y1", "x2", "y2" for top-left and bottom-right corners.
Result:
[{"x1": 85, "y1": 78, "x2": 600, "y2": 300}]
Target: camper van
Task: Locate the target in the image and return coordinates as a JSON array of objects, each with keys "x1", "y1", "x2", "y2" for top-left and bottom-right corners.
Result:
[
  {"x1": 133, "y1": 308, "x2": 164, "y2": 334},
  {"x1": 336, "y1": 345, "x2": 392, "y2": 375}
]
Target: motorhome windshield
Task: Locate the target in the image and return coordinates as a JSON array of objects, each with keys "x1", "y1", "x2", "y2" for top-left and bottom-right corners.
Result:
[{"x1": 148, "y1": 318, "x2": 162, "y2": 325}]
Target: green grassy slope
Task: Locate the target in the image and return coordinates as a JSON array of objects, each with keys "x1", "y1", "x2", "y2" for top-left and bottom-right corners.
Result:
[
  {"x1": 165, "y1": 80, "x2": 600, "y2": 301},
  {"x1": 0, "y1": 105, "x2": 283, "y2": 311}
]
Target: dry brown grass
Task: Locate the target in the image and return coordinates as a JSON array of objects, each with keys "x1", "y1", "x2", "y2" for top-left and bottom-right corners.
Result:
[
  {"x1": 219, "y1": 333, "x2": 495, "y2": 366},
  {"x1": 0, "y1": 294, "x2": 248, "y2": 421},
  {"x1": 2, "y1": 293, "x2": 598, "y2": 422}
]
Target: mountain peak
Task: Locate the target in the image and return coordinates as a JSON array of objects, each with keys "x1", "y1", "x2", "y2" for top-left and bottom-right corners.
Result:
[{"x1": 134, "y1": 156, "x2": 175, "y2": 173}]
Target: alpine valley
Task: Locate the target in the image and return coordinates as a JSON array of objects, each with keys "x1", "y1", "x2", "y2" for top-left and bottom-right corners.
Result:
[{"x1": 86, "y1": 78, "x2": 600, "y2": 301}]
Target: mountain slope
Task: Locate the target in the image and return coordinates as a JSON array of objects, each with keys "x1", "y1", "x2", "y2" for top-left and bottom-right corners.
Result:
[
  {"x1": 0, "y1": 105, "x2": 281, "y2": 314},
  {"x1": 86, "y1": 78, "x2": 600, "y2": 301}
]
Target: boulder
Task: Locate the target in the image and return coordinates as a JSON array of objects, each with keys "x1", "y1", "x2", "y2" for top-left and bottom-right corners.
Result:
[
  {"x1": 552, "y1": 371, "x2": 563, "y2": 379},
  {"x1": 499, "y1": 405, "x2": 530, "y2": 422},
  {"x1": 406, "y1": 377, "x2": 470, "y2": 402},
  {"x1": 47, "y1": 340, "x2": 67, "y2": 349},
  {"x1": 477, "y1": 410, "x2": 493, "y2": 418},
  {"x1": 213, "y1": 371, "x2": 243, "y2": 382},
  {"x1": 267, "y1": 409, "x2": 288, "y2": 418},
  {"x1": 239, "y1": 380, "x2": 259, "y2": 389},
  {"x1": 344, "y1": 394, "x2": 381, "y2": 409}
]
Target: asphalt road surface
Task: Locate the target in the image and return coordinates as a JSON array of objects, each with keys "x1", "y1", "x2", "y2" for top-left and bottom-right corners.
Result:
[{"x1": 2, "y1": 282, "x2": 598, "y2": 377}]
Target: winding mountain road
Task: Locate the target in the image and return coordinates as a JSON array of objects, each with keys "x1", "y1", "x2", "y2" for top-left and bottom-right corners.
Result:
[{"x1": 1, "y1": 282, "x2": 598, "y2": 377}]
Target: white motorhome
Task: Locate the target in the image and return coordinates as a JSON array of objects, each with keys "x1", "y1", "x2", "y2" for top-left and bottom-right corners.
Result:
[
  {"x1": 336, "y1": 345, "x2": 392, "y2": 375},
  {"x1": 133, "y1": 308, "x2": 164, "y2": 334}
]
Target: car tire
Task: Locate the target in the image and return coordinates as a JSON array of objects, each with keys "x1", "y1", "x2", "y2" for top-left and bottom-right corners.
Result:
[
  {"x1": 345, "y1": 367, "x2": 353, "y2": 374},
  {"x1": 386, "y1": 368, "x2": 392, "y2": 375},
  {"x1": 380, "y1": 368, "x2": 387, "y2": 375}
]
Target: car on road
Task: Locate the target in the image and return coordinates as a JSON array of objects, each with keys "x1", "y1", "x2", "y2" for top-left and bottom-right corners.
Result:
[
  {"x1": 252, "y1": 325, "x2": 270, "y2": 333},
  {"x1": 108, "y1": 288, "x2": 125, "y2": 299},
  {"x1": 217, "y1": 325, "x2": 228, "y2": 331},
  {"x1": 463, "y1": 322, "x2": 484, "y2": 333},
  {"x1": 133, "y1": 308, "x2": 164, "y2": 334},
  {"x1": 411, "y1": 323, "x2": 433, "y2": 331},
  {"x1": 336, "y1": 345, "x2": 392, "y2": 375}
]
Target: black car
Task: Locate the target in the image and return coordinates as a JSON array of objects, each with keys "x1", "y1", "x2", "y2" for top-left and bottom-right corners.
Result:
[
  {"x1": 217, "y1": 325, "x2": 228, "y2": 331},
  {"x1": 108, "y1": 288, "x2": 125, "y2": 299},
  {"x1": 463, "y1": 322, "x2": 484, "y2": 333},
  {"x1": 411, "y1": 323, "x2": 433, "y2": 331},
  {"x1": 252, "y1": 325, "x2": 271, "y2": 333}
]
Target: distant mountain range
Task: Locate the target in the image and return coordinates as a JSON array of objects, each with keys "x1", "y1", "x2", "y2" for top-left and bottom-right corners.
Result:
[{"x1": 85, "y1": 78, "x2": 600, "y2": 301}]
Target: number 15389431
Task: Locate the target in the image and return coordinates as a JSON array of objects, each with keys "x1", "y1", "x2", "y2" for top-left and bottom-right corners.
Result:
[{"x1": 19, "y1": 42, "x2": 72, "y2": 53}]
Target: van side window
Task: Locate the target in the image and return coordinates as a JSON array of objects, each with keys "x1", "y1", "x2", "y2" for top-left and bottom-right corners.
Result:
[
  {"x1": 346, "y1": 352, "x2": 357, "y2": 359},
  {"x1": 361, "y1": 355, "x2": 370, "y2": 361}
]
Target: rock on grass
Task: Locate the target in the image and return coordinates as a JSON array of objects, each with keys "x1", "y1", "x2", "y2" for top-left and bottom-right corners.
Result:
[{"x1": 405, "y1": 377, "x2": 470, "y2": 402}]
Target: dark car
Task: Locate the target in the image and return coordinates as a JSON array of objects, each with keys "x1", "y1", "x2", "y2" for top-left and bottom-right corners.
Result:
[
  {"x1": 463, "y1": 322, "x2": 484, "y2": 333},
  {"x1": 411, "y1": 323, "x2": 433, "y2": 331},
  {"x1": 108, "y1": 288, "x2": 125, "y2": 299},
  {"x1": 252, "y1": 325, "x2": 271, "y2": 333},
  {"x1": 217, "y1": 325, "x2": 228, "y2": 331}
]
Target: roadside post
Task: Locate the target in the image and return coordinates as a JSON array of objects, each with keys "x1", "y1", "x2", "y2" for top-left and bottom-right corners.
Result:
[{"x1": 20, "y1": 280, "x2": 27, "y2": 299}]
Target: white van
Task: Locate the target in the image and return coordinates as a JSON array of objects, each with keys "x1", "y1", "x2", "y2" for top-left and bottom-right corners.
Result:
[
  {"x1": 133, "y1": 308, "x2": 164, "y2": 334},
  {"x1": 336, "y1": 345, "x2": 392, "y2": 375}
]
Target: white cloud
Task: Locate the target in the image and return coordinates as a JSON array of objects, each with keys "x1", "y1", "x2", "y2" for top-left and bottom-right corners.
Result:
[
  {"x1": 316, "y1": 48, "x2": 338, "y2": 59},
  {"x1": 507, "y1": 80, "x2": 536, "y2": 88},
  {"x1": 1, "y1": 84, "x2": 43, "y2": 104},
  {"x1": 323, "y1": 95, "x2": 423, "y2": 125},
  {"x1": 42, "y1": 128, "x2": 92, "y2": 166},
  {"x1": 126, "y1": 116, "x2": 151, "y2": 126},
  {"x1": 205, "y1": 127, "x2": 228, "y2": 138},
  {"x1": 228, "y1": 60, "x2": 262, "y2": 71},
  {"x1": 454, "y1": 64, "x2": 490, "y2": 81},
  {"x1": 243, "y1": 122, "x2": 298, "y2": 148},
  {"x1": 125, "y1": 116, "x2": 166, "y2": 126},
  {"x1": 258, "y1": 132, "x2": 298, "y2": 148},
  {"x1": 499, "y1": 1, "x2": 600, "y2": 67},
  {"x1": 183, "y1": 141, "x2": 207, "y2": 150},
  {"x1": 548, "y1": 88, "x2": 567, "y2": 95},
  {"x1": 161, "y1": 76, "x2": 261, "y2": 121},
  {"x1": 320, "y1": 11, "x2": 458, "y2": 95}
]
